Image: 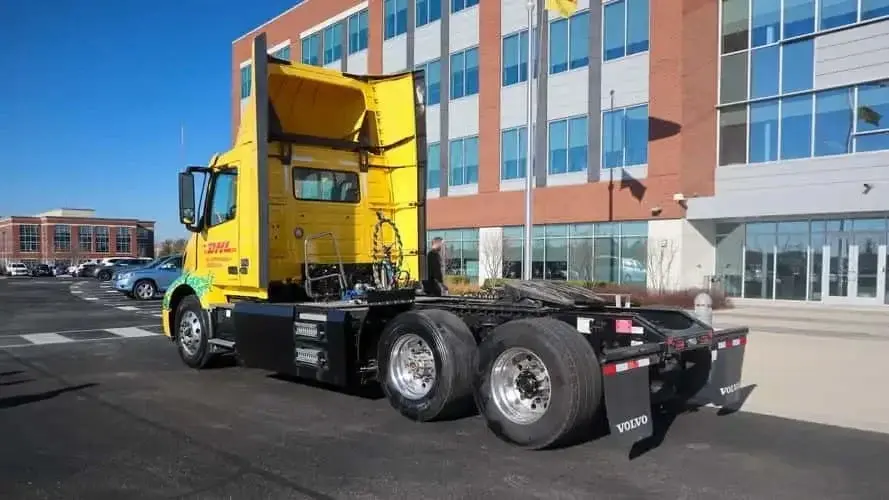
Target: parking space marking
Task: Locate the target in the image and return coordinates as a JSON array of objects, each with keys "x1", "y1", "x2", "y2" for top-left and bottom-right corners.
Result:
[
  {"x1": 84, "y1": 297, "x2": 99, "y2": 301},
  {"x1": 116, "y1": 306, "x2": 140, "y2": 312},
  {"x1": 20, "y1": 333, "x2": 75, "y2": 345},
  {"x1": 104, "y1": 327, "x2": 158, "y2": 338}
]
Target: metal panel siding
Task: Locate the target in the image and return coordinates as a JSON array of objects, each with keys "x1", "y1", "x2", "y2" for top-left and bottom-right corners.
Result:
[
  {"x1": 500, "y1": 84, "x2": 537, "y2": 129},
  {"x1": 346, "y1": 51, "x2": 368, "y2": 74},
  {"x1": 426, "y1": 106, "x2": 441, "y2": 143},
  {"x1": 449, "y1": 6, "x2": 479, "y2": 51},
  {"x1": 600, "y1": 52, "x2": 649, "y2": 110},
  {"x1": 406, "y1": 0, "x2": 416, "y2": 67},
  {"x1": 548, "y1": 69, "x2": 589, "y2": 120},
  {"x1": 439, "y1": 0, "x2": 450, "y2": 196},
  {"x1": 815, "y1": 20, "x2": 889, "y2": 89},
  {"x1": 448, "y1": 95, "x2": 480, "y2": 137},
  {"x1": 501, "y1": 0, "x2": 529, "y2": 34},
  {"x1": 687, "y1": 152, "x2": 889, "y2": 219},
  {"x1": 414, "y1": 22, "x2": 441, "y2": 64},
  {"x1": 587, "y1": 1, "x2": 603, "y2": 183},
  {"x1": 383, "y1": 36, "x2": 408, "y2": 72}
]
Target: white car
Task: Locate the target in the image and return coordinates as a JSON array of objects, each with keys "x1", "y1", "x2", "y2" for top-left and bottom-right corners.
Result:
[{"x1": 6, "y1": 262, "x2": 30, "y2": 277}]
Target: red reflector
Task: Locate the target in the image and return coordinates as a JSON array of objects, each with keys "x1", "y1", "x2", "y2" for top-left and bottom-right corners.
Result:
[{"x1": 615, "y1": 319, "x2": 633, "y2": 334}]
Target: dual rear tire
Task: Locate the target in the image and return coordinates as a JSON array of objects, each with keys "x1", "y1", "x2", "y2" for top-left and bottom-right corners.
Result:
[{"x1": 377, "y1": 312, "x2": 603, "y2": 449}]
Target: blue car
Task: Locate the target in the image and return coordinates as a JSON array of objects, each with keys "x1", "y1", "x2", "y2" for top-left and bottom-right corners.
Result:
[{"x1": 113, "y1": 255, "x2": 183, "y2": 300}]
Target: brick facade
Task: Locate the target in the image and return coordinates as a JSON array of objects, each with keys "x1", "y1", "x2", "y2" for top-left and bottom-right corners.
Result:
[{"x1": 0, "y1": 214, "x2": 155, "y2": 267}]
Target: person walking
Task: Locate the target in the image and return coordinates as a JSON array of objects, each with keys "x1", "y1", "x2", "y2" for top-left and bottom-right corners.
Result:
[{"x1": 423, "y1": 237, "x2": 448, "y2": 296}]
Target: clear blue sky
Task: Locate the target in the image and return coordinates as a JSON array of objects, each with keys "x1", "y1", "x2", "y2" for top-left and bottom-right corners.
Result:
[{"x1": 0, "y1": 0, "x2": 300, "y2": 240}]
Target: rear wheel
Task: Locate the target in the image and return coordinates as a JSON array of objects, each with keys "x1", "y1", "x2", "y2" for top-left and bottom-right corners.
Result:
[
  {"x1": 475, "y1": 317, "x2": 602, "y2": 450},
  {"x1": 377, "y1": 308, "x2": 477, "y2": 422},
  {"x1": 174, "y1": 295, "x2": 215, "y2": 369},
  {"x1": 98, "y1": 270, "x2": 112, "y2": 281}
]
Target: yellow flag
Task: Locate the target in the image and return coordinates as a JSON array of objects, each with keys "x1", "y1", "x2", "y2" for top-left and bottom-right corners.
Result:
[{"x1": 545, "y1": 0, "x2": 578, "y2": 17}]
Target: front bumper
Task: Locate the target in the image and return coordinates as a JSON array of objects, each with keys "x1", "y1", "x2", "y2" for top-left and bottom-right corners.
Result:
[{"x1": 112, "y1": 277, "x2": 133, "y2": 293}]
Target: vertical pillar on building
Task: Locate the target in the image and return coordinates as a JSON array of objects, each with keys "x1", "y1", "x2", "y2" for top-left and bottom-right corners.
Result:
[{"x1": 438, "y1": 0, "x2": 451, "y2": 197}]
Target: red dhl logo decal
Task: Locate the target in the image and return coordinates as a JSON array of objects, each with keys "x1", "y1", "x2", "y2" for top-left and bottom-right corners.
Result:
[{"x1": 203, "y1": 241, "x2": 237, "y2": 254}]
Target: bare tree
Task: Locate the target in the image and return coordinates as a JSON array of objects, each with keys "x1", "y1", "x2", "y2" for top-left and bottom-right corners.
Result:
[
  {"x1": 480, "y1": 231, "x2": 503, "y2": 282},
  {"x1": 647, "y1": 238, "x2": 679, "y2": 292}
]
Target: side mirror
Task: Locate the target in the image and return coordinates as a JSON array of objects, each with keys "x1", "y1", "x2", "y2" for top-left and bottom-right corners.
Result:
[{"x1": 178, "y1": 172, "x2": 198, "y2": 230}]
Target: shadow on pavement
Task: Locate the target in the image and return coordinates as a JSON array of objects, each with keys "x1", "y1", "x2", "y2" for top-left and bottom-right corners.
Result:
[
  {"x1": 629, "y1": 384, "x2": 757, "y2": 459},
  {"x1": 0, "y1": 370, "x2": 25, "y2": 377},
  {"x1": 0, "y1": 383, "x2": 98, "y2": 410},
  {"x1": 0, "y1": 379, "x2": 34, "y2": 387}
]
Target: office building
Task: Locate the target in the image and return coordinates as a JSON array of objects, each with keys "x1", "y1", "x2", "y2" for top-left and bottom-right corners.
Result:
[
  {"x1": 0, "y1": 209, "x2": 155, "y2": 269},
  {"x1": 233, "y1": 0, "x2": 889, "y2": 306}
]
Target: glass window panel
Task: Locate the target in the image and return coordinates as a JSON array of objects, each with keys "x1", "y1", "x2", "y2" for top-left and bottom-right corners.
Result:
[
  {"x1": 449, "y1": 139, "x2": 464, "y2": 185},
  {"x1": 503, "y1": 34, "x2": 519, "y2": 86},
  {"x1": 720, "y1": 52, "x2": 748, "y2": 103},
  {"x1": 464, "y1": 48, "x2": 479, "y2": 96},
  {"x1": 450, "y1": 51, "x2": 465, "y2": 99},
  {"x1": 568, "y1": 238, "x2": 594, "y2": 281},
  {"x1": 749, "y1": 100, "x2": 779, "y2": 163},
  {"x1": 427, "y1": 143, "x2": 440, "y2": 189},
  {"x1": 820, "y1": 0, "x2": 857, "y2": 30},
  {"x1": 814, "y1": 88, "x2": 853, "y2": 157},
  {"x1": 751, "y1": 0, "x2": 780, "y2": 47},
  {"x1": 620, "y1": 237, "x2": 648, "y2": 286},
  {"x1": 593, "y1": 237, "x2": 619, "y2": 283},
  {"x1": 603, "y1": 1, "x2": 626, "y2": 61},
  {"x1": 620, "y1": 221, "x2": 648, "y2": 237},
  {"x1": 464, "y1": 136, "x2": 479, "y2": 184},
  {"x1": 625, "y1": 105, "x2": 649, "y2": 166},
  {"x1": 719, "y1": 104, "x2": 748, "y2": 165},
  {"x1": 569, "y1": 12, "x2": 590, "y2": 69},
  {"x1": 856, "y1": 81, "x2": 889, "y2": 132},
  {"x1": 426, "y1": 60, "x2": 441, "y2": 105},
  {"x1": 721, "y1": 0, "x2": 749, "y2": 54},
  {"x1": 532, "y1": 239, "x2": 545, "y2": 279},
  {"x1": 550, "y1": 18, "x2": 569, "y2": 74},
  {"x1": 517, "y1": 126, "x2": 528, "y2": 178},
  {"x1": 715, "y1": 223, "x2": 744, "y2": 297},
  {"x1": 626, "y1": 0, "x2": 650, "y2": 55},
  {"x1": 781, "y1": 39, "x2": 814, "y2": 94},
  {"x1": 549, "y1": 120, "x2": 568, "y2": 174},
  {"x1": 780, "y1": 94, "x2": 813, "y2": 160},
  {"x1": 602, "y1": 109, "x2": 624, "y2": 168},
  {"x1": 545, "y1": 224, "x2": 569, "y2": 237},
  {"x1": 416, "y1": 0, "x2": 428, "y2": 26},
  {"x1": 775, "y1": 228, "x2": 809, "y2": 300},
  {"x1": 502, "y1": 129, "x2": 517, "y2": 180},
  {"x1": 744, "y1": 224, "x2": 776, "y2": 299},
  {"x1": 783, "y1": 0, "x2": 815, "y2": 38},
  {"x1": 862, "y1": 0, "x2": 889, "y2": 19},
  {"x1": 750, "y1": 45, "x2": 779, "y2": 99},
  {"x1": 545, "y1": 235, "x2": 568, "y2": 280},
  {"x1": 567, "y1": 117, "x2": 588, "y2": 172},
  {"x1": 855, "y1": 132, "x2": 889, "y2": 152},
  {"x1": 570, "y1": 223, "x2": 595, "y2": 237}
]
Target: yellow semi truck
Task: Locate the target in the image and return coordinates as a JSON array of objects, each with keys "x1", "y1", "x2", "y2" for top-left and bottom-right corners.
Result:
[{"x1": 162, "y1": 33, "x2": 749, "y2": 450}]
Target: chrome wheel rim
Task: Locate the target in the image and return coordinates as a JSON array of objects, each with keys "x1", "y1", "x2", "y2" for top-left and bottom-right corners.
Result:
[
  {"x1": 136, "y1": 282, "x2": 154, "y2": 299},
  {"x1": 490, "y1": 347, "x2": 552, "y2": 425},
  {"x1": 178, "y1": 310, "x2": 202, "y2": 357},
  {"x1": 388, "y1": 333, "x2": 437, "y2": 399}
]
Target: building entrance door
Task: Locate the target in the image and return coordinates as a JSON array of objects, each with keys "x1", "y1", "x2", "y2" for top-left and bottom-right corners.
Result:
[{"x1": 822, "y1": 237, "x2": 887, "y2": 305}]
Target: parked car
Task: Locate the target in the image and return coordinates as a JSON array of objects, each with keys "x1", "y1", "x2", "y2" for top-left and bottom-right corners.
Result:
[
  {"x1": 113, "y1": 255, "x2": 183, "y2": 300},
  {"x1": 76, "y1": 263, "x2": 99, "y2": 278},
  {"x1": 94, "y1": 257, "x2": 153, "y2": 281},
  {"x1": 5, "y1": 262, "x2": 30, "y2": 277},
  {"x1": 30, "y1": 264, "x2": 53, "y2": 277}
]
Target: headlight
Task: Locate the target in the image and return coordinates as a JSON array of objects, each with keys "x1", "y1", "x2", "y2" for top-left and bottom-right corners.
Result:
[{"x1": 121, "y1": 273, "x2": 132, "y2": 280}]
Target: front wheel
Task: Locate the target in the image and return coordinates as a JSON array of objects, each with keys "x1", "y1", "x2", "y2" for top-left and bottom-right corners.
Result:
[
  {"x1": 133, "y1": 280, "x2": 157, "y2": 300},
  {"x1": 174, "y1": 295, "x2": 215, "y2": 369},
  {"x1": 475, "y1": 317, "x2": 603, "y2": 450}
]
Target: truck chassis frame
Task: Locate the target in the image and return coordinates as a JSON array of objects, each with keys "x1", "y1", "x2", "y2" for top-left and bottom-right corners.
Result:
[{"x1": 169, "y1": 281, "x2": 748, "y2": 450}]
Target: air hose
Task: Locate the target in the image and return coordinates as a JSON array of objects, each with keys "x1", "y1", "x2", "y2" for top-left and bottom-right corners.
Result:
[{"x1": 371, "y1": 210, "x2": 405, "y2": 289}]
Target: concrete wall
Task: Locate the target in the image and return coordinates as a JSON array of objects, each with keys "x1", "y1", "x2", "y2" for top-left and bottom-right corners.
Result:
[{"x1": 646, "y1": 219, "x2": 716, "y2": 291}]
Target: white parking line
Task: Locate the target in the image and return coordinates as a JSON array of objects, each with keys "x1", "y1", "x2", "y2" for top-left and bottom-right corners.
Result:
[
  {"x1": 84, "y1": 297, "x2": 99, "y2": 301},
  {"x1": 71, "y1": 290, "x2": 83, "y2": 294},
  {"x1": 21, "y1": 333, "x2": 75, "y2": 345},
  {"x1": 104, "y1": 327, "x2": 158, "y2": 338},
  {"x1": 116, "y1": 306, "x2": 140, "y2": 311}
]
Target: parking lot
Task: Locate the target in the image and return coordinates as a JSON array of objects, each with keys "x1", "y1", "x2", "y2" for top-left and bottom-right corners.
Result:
[{"x1": 2, "y1": 277, "x2": 889, "y2": 499}]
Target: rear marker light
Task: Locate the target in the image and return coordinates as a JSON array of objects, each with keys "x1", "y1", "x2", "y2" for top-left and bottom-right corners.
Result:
[{"x1": 716, "y1": 336, "x2": 746, "y2": 350}]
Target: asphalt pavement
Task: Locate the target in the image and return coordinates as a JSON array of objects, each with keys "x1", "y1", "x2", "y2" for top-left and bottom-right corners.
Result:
[{"x1": 1, "y1": 277, "x2": 889, "y2": 499}]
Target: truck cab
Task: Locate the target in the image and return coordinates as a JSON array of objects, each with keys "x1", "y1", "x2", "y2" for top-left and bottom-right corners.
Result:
[{"x1": 162, "y1": 33, "x2": 427, "y2": 334}]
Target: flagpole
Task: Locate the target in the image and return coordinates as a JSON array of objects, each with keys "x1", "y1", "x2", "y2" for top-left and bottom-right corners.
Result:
[{"x1": 521, "y1": 0, "x2": 537, "y2": 281}]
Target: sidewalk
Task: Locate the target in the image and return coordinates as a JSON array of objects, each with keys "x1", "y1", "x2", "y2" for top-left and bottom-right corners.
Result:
[{"x1": 712, "y1": 301, "x2": 889, "y2": 340}]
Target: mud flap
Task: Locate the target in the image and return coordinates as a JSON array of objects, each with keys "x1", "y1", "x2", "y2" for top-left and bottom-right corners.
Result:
[
  {"x1": 701, "y1": 332, "x2": 748, "y2": 407},
  {"x1": 602, "y1": 356, "x2": 655, "y2": 444}
]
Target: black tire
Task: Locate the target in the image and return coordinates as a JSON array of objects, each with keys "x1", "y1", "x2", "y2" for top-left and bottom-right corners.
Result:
[
  {"x1": 474, "y1": 317, "x2": 602, "y2": 450},
  {"x1": 377, "y1": 308, "x2": 477, "y2": 422},
  {"x1": 133, "y1": 279, "x2": 157, "y2": 300},
  {"x1": 174, "y1": 295, "x2": 215, "y2": 369},
  {"x1": 98, "y1": 270, "x2": 112, "y2": 281}
]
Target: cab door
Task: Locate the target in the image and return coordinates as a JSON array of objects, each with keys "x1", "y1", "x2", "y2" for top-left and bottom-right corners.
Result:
[{"x1": 199, "y1": 166, "x2": 240, "y2": 289}]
